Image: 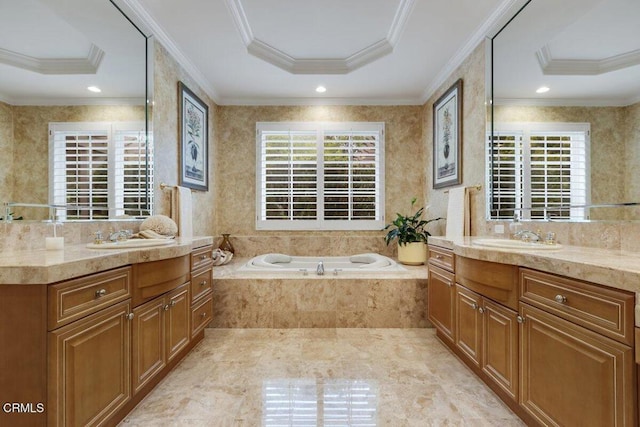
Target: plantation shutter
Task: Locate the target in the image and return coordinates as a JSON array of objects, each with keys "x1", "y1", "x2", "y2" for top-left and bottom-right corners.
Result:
[
  {"x1": 114, "y1": 123, "x2": 153, "y2": 217},
  {"x1": 323, "y1": 130, "x2": 381, "y2": 221},
  {"x1": 259, "y1": 129, "x2": 318, "y2": 221},
  {"x1": 257, "y1": 122, "x2": 385, "y2": 230},
  {"x1": 50, "y1": 122, "x2": 151, "y2": 220},
  {"x1": 51, "y1": 124, "x2": 110, "y2": 220},
  {"x1": 488, "y1": 122, "x2": 589, "y2": 220},
  {"x1": 489, "y1": 129, "x2": 523, "y2": 220}
]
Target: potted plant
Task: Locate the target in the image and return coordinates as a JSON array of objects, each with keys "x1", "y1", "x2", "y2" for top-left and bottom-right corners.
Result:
[{"x1": 384, "y1": 198, "x2": 442, "y2": 265}]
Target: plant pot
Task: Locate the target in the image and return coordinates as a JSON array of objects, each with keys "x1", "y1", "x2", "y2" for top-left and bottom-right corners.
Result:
[{"x1": 397, "y1": 242, "x2": 427, "y2": 265}]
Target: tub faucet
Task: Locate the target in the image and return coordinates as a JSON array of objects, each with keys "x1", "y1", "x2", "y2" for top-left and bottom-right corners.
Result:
[{"x1": 316, "y1": 261, "x2": 324, "y2": 276}]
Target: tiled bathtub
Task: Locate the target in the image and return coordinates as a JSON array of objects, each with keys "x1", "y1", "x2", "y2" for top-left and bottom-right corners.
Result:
[{"x1": 212, "y1": 257, "x2": 430, "y2": 328}]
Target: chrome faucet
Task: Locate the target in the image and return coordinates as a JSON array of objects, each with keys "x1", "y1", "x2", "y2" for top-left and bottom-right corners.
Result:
[
  {"x1": 316, "y1": 261, "x2": 325, "y2": 276},
  {"x1": 108, "y1": 229, "x2": 132, "y2": 242},
  {"x1": 513, "y1": 229, "x2": 542, "y2": 242}
]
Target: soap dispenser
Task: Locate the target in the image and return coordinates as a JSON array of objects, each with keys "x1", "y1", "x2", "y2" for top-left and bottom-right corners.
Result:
[{"x1": 508, "y1": 213, "x2": 522, "y2": 238}]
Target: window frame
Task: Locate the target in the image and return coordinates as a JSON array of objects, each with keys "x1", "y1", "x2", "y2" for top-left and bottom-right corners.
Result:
[{"x1": 255, "y1": 121, "x2": 385, "y2": 231}]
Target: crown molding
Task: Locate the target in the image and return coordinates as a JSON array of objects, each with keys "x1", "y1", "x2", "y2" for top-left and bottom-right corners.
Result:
[
  {"x1": 0, "y1": 44, "x2": 104, "y2": 75},
  {"x1": 420, "y1": 0, "x2": 524, "y2": 104},
  {"x1": 537, "y1": 44, "x2": 640, "y2": 75},
  {"x1": 217, "y1": 96, "x2": 423, "y2": 106},
  {"x1": 4, "y1": 97, "x2": 144, "y2": 106},
  {"x1": 494, "y1": 97, "x2": 637, "y2": 107},
  {"x1": 226, "y1": 0, "x2": 414, "y2": 75},
  {"x1": 121, "y1": 0, "x2": 220, "y2": 103}
]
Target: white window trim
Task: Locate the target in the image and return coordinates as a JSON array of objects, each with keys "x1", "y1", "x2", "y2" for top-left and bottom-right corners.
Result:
[
  {"x1": 256, "y1": 121, "x2": 385, "y2": 231},
  {"x1": 487, "y1": 121, "x2": 591, "y2": 220}
]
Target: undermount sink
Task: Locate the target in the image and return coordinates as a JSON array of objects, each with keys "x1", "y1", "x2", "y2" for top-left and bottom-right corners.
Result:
[
  {"x1": 473, "y1": 238, "x2": 562, "y2": 250},
  {"x1": 86, "y1": 239, "x2": 177, "y2": 249}
]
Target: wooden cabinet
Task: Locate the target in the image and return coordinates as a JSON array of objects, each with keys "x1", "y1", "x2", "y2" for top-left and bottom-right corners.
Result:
[
  {"x1": 132, "y1": 282, "x2": 190, "y2": 393},
  {"x1": 189, "y1": 245, "x2": 214, "y2": 337},
  {"x1": 454, "y1": 285, "x2": 518, "y2": 400},
  {"x1": 48, "y1": 300, "x2": 132, "y2": 427},
  {"x1": 520, "y1": 303, "x2": 635, "y2": 426},
  {"x1": 519, "y1": 269, "x2": 636, "y2": 426},
  {"x1": 428, "y1": 265, "x2": 456, "y2": 343},
  {"x1": 428, "y1": 246, "x2": 455, "y2": 344}
]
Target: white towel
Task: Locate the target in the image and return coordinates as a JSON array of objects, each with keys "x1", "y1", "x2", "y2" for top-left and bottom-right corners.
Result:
[
  {"x1": 445, "y1": 186, "x2": 470, "y2": 238},
  {"x1": 171, "y1": 186, "x2": 193, "y2": 238}
]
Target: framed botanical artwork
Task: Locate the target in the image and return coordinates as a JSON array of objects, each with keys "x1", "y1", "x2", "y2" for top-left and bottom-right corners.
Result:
[
  {"x1": 179, "y1": 81, "x2": 209, "y2": 191},
  {"x1": 433, "y1": 79, "x2": 463, "y2": 189}
]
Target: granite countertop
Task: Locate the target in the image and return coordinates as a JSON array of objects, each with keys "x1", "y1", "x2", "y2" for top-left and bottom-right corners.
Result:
[
  {"x1": 428, "y1": 235, "x2": 640, "y2": 326},
  {"x1": 0, "y1": 236, "x2": 213, "y2": 285}
]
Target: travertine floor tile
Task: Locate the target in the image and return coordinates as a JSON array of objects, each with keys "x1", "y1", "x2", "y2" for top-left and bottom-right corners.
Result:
[{"x1": 120, "y1": 328, "x2": 525, "y2": 426}]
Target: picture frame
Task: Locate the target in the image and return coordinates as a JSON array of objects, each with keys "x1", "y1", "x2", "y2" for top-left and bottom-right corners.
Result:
[
  {"x1": 179, "y1": 81, "x2": 209, "y2": 191},
  {"x1": 433, "y1": 79, "x2": 463, "y2": 189}
]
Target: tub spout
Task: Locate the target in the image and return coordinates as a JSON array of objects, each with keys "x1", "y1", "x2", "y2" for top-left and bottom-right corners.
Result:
[{"x1": 316, "y1": 261, "x2": 324, "y2": 276}]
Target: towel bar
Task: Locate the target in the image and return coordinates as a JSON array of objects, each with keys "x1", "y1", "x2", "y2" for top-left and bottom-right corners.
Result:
[{"x1": 443, "y1": 185, "x2": 481, "y2": 194}]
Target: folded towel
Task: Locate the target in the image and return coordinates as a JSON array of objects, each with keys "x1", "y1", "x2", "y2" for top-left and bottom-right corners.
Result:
[
  {"x1": 171, "y1": 186, "x2": 193, "y2": 238},
  {"x1": 445, "y1": 186, "x2": 470, "y2": 238},
  {"x1": 135, "y1": 229, "x2": 175, "y2": 239}
]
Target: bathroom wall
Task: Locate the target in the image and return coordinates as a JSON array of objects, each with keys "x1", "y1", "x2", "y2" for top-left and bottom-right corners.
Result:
[
  {"x1": 626, "y1": 102, "x2": 640, "y2": 218},
  {"x1": 424, "y1": 41, "x2": 640, "y2": 251},
  {"x1": 0, "y1": 101, "x2": 13, "y2": 206},
  {"x1": 215, "y1": 105, "x2": 425, "y2": 257},
  {"x1": 152, "y1": 42, "x2": 217, "y2": 237}
]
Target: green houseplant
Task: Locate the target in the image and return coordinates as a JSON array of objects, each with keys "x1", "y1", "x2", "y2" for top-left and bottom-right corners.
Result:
[{"x1": 384, "y1": 198, "x2": 442, "y2": 265}]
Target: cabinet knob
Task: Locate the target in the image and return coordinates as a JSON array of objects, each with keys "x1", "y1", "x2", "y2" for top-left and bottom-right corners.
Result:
[
  {"x1": 471, "y1": 302, "x2": 479, "y2": 310},
  {"x1": 200, "y1": 280, "x2": 207, "y2": 287},
  {"x1": 170, "y1": 300, "x2": 177, "y2": 307},
  {"x1": 554, "y1": 294, "x2": 567, "y2": 304},
  {"x1": 200, "y1": 312, "x2": 207, "y2": 319},
  {"x1": 516, "y1": 315, "x2": 526, "y2": 324},
  {"x1": 478, "y1": 307, "x2": 485, "y2": 314},
  {"x1": 164, "y1": 304, "x2": 170, "y2": 311},
  {"x1": 436, "y1": 255, "x2": 443, "y2": 260},
  {"x1": 200, "y1": 254, "x2": 208, "y2": 260},
  {"x1": 126, "y1": 313, "x2": 134, "y2": 320},
  {"x1": 95, "y1": 288, "x2": 107, "y2": 297}
]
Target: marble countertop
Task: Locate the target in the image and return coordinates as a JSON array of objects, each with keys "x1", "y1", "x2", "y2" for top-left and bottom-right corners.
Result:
[
  {"x1": 428, "y1": 235, "x2": 640, "y2": 326},
  {"x1": 0, "y1": 236, "x2": 213, "y2": 285}
]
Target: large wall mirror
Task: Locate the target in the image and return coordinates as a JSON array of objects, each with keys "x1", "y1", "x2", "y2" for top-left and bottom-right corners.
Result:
[
  {"x1": 0, "y1": 0, "x2": 153, "y2": 221},
  {"x1": 487, "y1": 0, "x2": 640, "y2": 222}
]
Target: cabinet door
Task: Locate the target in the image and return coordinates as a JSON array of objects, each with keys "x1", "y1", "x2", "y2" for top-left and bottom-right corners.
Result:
[
  {"x1": 428, "y1": 265, "x2": 456, "y2": 342},
  {"x1": 132, "y1": 296, "x2": 166, "y2": 394},
  {"x1": 49, "y1": 300, "x2": 131, "y2": 427},
  {"x1": 166, "y1": 283, "x2": 190, "y2": 362},
  {"x1": 455, "y1": 285, "x2": 482, "y2": 366},
  {"x1": 482, "y1": 299, "x2": 518, "y2": 401},
  {"x1": 520, "y1": 303, "x2": 636, "y2": 427}
]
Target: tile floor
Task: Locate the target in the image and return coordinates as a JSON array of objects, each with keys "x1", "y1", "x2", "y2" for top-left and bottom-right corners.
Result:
[{"x1": 120, "y1": 328, "x2": 525, "y2": 426}]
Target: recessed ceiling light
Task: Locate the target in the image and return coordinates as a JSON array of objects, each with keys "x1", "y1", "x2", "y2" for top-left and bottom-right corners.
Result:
[
  {"x1": 536, "y1": 86, "x2": 550, "y2": 94},
  {"x1": 316, "y1": 86, "x2": 326, "y2": 93},
  {"x1": 87, "y1": 86, "x2": 101, "y2": 93}
]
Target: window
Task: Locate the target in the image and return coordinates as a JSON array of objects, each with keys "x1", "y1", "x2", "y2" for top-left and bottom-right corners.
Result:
[
  {"x1": 488, "y1": 122, "x2": 589, "y2": 220},
  {"x1": 256, "y1": 122, "x2": 385, "y2": 230},
  {"x1": 49, "y1": 122, "x2": 153, "y2": 220}
]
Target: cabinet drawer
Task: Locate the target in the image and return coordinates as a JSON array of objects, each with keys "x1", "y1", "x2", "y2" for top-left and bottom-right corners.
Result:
[
  {"x1": 191, "y1": 245, "x2": 214, "y2": 271},
  {"x1": 456, "y1": 257, "x2": 519, "y2": 310},
  {"x1": 133, "y1": 255, "x2": 190, "y2": 306},
  {"x1": 191, "y1": 268, "x2": 212, "y2": 303},
  {"x1": 520, "y1": 268, "x2": 634, "y2": 345},
  {"x1": 48, "y1": 266, "x2": 131, "y2": 330},
  {"x1": 191, "y1": 294, "x2": 213, "y2": 337},
  {"x1": 428, "y1": 246, "x2": 454, "y2": 272}
]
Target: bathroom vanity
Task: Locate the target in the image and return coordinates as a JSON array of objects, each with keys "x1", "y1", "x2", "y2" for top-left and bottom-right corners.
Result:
[
  {"x1": 0, "y1": 238, "x2": 214, "y2": 427},
  {"x1": 427, "y1": 237, "x2": 639, "y2": 426}
]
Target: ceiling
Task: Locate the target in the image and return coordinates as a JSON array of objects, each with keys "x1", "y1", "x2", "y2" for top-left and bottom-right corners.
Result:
[
  {"x1": 4, "y1": 1, "x2": 635, "y2": 107},
  {"x1": 131, "y1": 0, "x2": 509, "y2": 105}
]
